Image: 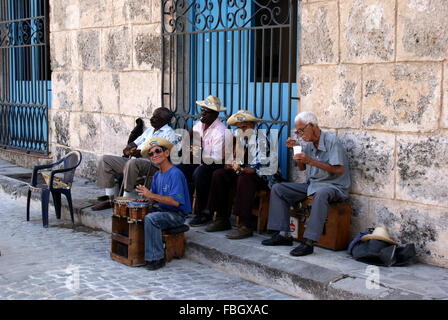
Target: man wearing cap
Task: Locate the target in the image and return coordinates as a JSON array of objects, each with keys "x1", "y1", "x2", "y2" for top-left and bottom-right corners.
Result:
[
  {"x1": 136, "y1": 137, "x2": 191, "y2": 270},
  {"x1": 205, "y1": 110, "x2": 272, "y2": 239},
  {"x1": 177, "y1": 95, "x2": 231, "y2": 226},
  {"x1": 262, "y1": 111, "x2": 351, "y2": 257},
  {"x1": 93, "y1": 107, "x2": 178, "y2": 211}
]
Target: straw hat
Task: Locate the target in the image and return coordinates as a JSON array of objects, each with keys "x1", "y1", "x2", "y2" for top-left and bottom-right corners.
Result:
[
  {"x1": 141, "y1": 137, "x2": 174, "y2": 158},
  {"x1": 360, "y1": 226, "x2": 398, "y2": 245},
  {"x1": 227, "y1": 110, "x2": 261, "y2": 126},
  {"x1": 196, "y1": 95, "x2": 226, "y2": 112}
]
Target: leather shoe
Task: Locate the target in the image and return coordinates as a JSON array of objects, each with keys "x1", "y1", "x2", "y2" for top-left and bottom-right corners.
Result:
[
  {"x1": 226, "y1": 226, "x2": 253, "y2": 239},
  {"x1": 189, "y1": 214, "x2": 212, "y2": 227},
  {"x1": 290, "y1": 242, "x2": 314, "y2": 256},
  {"x1": 261, "y1": 232, "x2": 293, "y2": 246},
  {"x1": 205, "y1": 218, "x2": 231, "y2": 232},
  {"x1": 91, "y1": 200, "x2": 113, "y2": 211},
  {"x1": 146, "y1": 258, "x2": 165, "y2": 270}
]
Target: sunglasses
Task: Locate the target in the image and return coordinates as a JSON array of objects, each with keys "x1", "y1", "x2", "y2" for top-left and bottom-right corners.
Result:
[
  {"x1": 200, "y1": 107, "x2": 214, "y2": 114},
  {"x1": 295, "y1": 123, "x2": 311, "y2": 136},
  {"x1": 148, "y1": 147, "x2": 165, "y2": 158}
]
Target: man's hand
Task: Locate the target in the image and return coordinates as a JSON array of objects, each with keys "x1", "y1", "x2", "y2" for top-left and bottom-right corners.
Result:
[
  {"x1": 131, "y1": 149, "x2": 142, "y2": 158},
  {"x1": 286, "y1": 137, "x2": 297, "y2": 148},
  {"x1": 123, "y1": 143, "x2": 138, "y2": 157},
  {"x1": 293, "y1": 153, "x2": 313, "y2": 165},
  {"x1": 136, "y1": 185, "x2": 153, "y2": 200}
]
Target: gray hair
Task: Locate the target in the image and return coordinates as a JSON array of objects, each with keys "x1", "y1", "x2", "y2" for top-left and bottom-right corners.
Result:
[{"x1": 294, "y1": 112, "x2": 318, "y2": 126}]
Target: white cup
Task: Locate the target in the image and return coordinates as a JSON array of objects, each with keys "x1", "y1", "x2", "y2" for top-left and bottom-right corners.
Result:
[{"x1": 293, "y1": 146, "x2": 302, "y2": 155}]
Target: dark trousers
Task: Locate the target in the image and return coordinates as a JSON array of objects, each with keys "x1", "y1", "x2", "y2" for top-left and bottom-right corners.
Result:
[
  {"x1": 177, "y1": 163, "x2": 223, "y2": 215},
  {"x1": 207, "y1": 168, "x2": 267, "y2": 229}
]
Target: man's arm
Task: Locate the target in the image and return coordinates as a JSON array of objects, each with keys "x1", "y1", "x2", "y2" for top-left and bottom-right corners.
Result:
[
  {"x1": 136, "y1": 185, "x2": 180, "y2": 207},
  {"x1": 294, "y1": 153, "x2": 344, "y2": 175}
]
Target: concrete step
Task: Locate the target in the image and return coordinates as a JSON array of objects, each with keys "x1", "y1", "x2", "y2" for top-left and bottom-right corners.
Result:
[{"x1": 1, "y1": 159, "x2": 447, "y2": 300}]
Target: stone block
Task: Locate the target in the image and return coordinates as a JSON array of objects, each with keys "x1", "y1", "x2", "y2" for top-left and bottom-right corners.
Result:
[
  {"x1": 101, "y1": 27, "x2": 132, "y2": 70},
  {"x1": 50, "y1": 31, "x2": 78, "y2": 71},
  {"x1": 340, "y1": 0, "x2": 395, "y2": 63},
  {"x1": 79, "y1": 0, "x2": 114, "y2": 28},
  {"x1": 101, "y1": 115, "x2": 135, "y2": 156},
  {"x1": 396, "y1": 133, "x2": 448, "y2": 207},
  {"x1": 339, "y1": 130, "x2": 395, "y2": 198},
  {"x1": 50, "y1": 0, "x2": 80, "y2": 31},
  {"x1": 370, "y1": 199, "x2": 448, "y2": 268},
  {"x1": 362, "y1": 63, "x2": 442, "y2": 131},
  {"x1": 443, "y1": 61, "x2": 448, "y2": 128},
  {"x1": 133, "y1": 24, "x2": 162, "y2": 71},
  {"x1": 50, "y1": 110, "x2": 70, "y2": 146},
  {"x1": 347, "y1": 194, "x2": 372, "y2": 239},
  {"x1": 120, "y1": 72, "x2": 160, "y2": 117},
  {"x1": 151, "y1": 0, "x2": 162, "y2": 24},
  {"x1": 113, "y1": 0, "x2": 152, "y2": 25},
  {"x1": 298, "y1": 65, "x2": 362, "y2": 128},
  {"x1": 82, "y1": 72, "x2": 120, "y2": 113},
  {"x1": 52, "y1": 72, "x2": 83, "y2": 111},
  {"x1": 397, "y1": 0, "x2": 448, "y2": 61},
  {"x1": 77, "y1": 30, "x2": 101, "y2": 70},
  {"x1": 69, "y1": 112, "x2": 102, "y2": 153},
  {"x1": 301, "y1": 1, "x2": 338, "y2": 65}
]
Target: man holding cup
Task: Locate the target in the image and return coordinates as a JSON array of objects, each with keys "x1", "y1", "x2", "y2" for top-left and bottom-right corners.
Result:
[{"x1": 261, "y1": 111, "x2": 351, "y2": 256}]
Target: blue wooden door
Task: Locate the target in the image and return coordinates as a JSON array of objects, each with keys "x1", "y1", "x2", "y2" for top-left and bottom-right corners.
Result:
[{"x1": 188, "y1": 0, "x2": 297, "y2": 179}]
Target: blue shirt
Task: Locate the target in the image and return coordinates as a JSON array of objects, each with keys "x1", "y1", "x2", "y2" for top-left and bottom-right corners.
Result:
[
  {"x1": 304, "y1": 131, "x2": 351, "y2": 198},
  {"x1": 150, "y1": 166, "x2": 191, "y2": 215}
]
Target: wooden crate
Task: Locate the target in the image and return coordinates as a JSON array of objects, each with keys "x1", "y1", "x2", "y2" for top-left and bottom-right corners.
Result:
[
  {"x1": 110, "y1": 215, "x2": 187, "y2": 266},
  {"x1": 162, "y1": 232, "x2": 185, "y2": 262},
  {"x1": 291, "y1": 200, "x2": 352, "y2": 251},
  {"x1": 110, "y1": 215, "x2": 146, "y2": 267}
]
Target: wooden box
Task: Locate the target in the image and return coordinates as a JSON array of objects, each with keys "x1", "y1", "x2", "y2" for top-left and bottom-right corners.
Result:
[
  {"x1": 110, "y1": 215, "x2": 187, "y2": 266},
  {"x1": 110, "y1": 215, "x2": 146, "y2": 267},
  {"x1": 292, "y1": 201, "x2": 352, "y2": 251},
  {"x1": 162, "y1": 232, "x2": 185, "y2": 262}
]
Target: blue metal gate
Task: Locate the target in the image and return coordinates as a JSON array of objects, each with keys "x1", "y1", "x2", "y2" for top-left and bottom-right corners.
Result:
[
  {"x1": 0, "y1": 0, "x2": 51, "y2": 154},
  {"x1": 161, "y1": 0, "x2": 299, "y2": 179}
]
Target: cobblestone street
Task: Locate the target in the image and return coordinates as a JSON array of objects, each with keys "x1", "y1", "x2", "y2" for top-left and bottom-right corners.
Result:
[{"x1": 0, "y1": 194, "x2": 294, "y2": 300}]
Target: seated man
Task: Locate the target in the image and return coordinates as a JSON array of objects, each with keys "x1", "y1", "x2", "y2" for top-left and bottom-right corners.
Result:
[
  {"x1": 177, "y1": 95, "x2": 230, "y2": 226},
  {"x1": 136, "y1": 137, "x2": 191, "y2": 270},
  {"x1": 206, "y1": 110, "x2": 272, "y2": 239},
  {"x1": 93, "y1": 107, "x2": 178, "y2": 210},
  {"x1": 262, "y1": 111, "x2": 351, "y2": 257}
]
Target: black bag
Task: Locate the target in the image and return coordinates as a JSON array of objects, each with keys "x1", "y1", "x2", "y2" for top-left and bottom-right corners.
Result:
[{"x1": 351, "y1": 239, "x2": 416, "y2": 267}]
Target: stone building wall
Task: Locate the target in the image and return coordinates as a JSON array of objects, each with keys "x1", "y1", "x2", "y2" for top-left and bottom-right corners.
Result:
[
  {"x1": 48, "y1": 0, "x2": 162, "y2": 180},
  {"x1": 299, "y1": 0, "x2": 448, "y2": 267}
]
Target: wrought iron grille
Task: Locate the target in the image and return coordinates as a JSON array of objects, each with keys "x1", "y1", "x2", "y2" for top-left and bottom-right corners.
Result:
[
  {"x1": 161, "y1": 0, "x2": 299, "y2": 179},
  {"x1": 0, "y1": 0, "x2": 50, "y2": 155}
]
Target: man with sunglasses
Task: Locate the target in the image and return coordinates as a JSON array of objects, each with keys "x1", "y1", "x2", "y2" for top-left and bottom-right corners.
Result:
[
  {"x1": 136, "y1": 137, "x2": 191, "y2": 270},
  {"x1": 93, "y1": 107, "x2": 178, "y2": 211},
  {"x1": 177, "y1": 95, "x2": 231, "y2": 226},
  {"x1": 261, "y1": 111, "x2": 351, "y2": 257}
]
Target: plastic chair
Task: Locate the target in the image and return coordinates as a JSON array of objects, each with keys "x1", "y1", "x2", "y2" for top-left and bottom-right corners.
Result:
[{"x1": 26, "y1": 151, "x2": 82, "y2": 228}]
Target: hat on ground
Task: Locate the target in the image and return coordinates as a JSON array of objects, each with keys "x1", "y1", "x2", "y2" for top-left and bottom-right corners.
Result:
[
  {"x1": 141, "y1": 137, "x2": 174, "y2": 158},
  {"x1": 227, "y1": 110, "x2": 261, "y2": 126},
  {"x1": 196, "y1": 95, "x2": 226, "y2": 112},
  {"x1": 360, "y1": 226, "x2": 398, "y2": 245}
]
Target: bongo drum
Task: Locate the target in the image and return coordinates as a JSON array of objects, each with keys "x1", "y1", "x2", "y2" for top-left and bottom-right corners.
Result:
[
  {"x1": 113, "y1": 197, "x2": 134, "y2": 217},
  {"x1": 127, "y1": 201, "x2": 150, "y2": 221}
]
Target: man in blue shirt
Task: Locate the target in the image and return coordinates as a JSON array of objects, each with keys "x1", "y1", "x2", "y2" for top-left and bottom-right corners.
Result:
[
  {"x1": 262, "y1": 112, "x2": 351, "y2": 257},
  {"x1": 136, "y1": 137, "x2": 191, "y2": 270}
]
